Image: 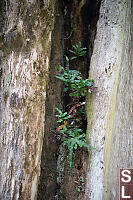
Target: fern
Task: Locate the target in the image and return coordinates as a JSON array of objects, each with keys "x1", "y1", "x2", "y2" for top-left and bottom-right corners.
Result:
[
  {"x1": 56, "y1": 56, "x2": 94, "y2": 97},
  {"x1": 55, "y1": 42, "x2": 95, "y2": 168},
  {"x1": 62, "y1": 128, "x2": 93, "y2": 167},
  {"x1": 55, "y1": 107, "x2": 71, "y2": 123},
  {"x1": 69, "y1": 42, "x2": 87, "y2": 60}
]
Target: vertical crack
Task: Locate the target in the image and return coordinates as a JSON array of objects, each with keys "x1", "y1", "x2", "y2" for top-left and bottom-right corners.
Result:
[
  {"x1": 37, "y1": 0, "x2": 102, "y2": 199},
  {"x1": 37, "y1": 0, "x2": 64, "y2": 199},
  {"x1": 81, "y1": 0, "x2": 101, "y2": 77}
]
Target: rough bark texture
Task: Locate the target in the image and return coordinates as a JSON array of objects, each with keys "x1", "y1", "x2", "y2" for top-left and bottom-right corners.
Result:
[
  {"x1": 0, "y1": 0, "x2": 132, "y2": 199},
  {"x1": 0, "y1": 0, "x2": 55, "y2": 199},
  {"x1": 85, "y1": 0, "x2": 133, "y2": 199},
  {"x1": 37, "y1": 0, "x2": 63, "y2": 199}
]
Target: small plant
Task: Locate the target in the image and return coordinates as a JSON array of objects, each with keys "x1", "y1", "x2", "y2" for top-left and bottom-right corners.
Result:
[
  {"x1": 56, "y1": 56, "x2": 94, "y2": 97},
  {"x1": 69, "y1": 76, "x2": 94, "y2": 97},
  {"x1": 76, "y1": 177, "x2": 85, "y2": 193},
  {"x1": 77, "y1": 185, "x2": 82, "y2": 193},
  {"x1": 55, "y1": 107, "x2": 71, "y2": 123},
  {"x1": 62, "y1": 128, "x2": 93, "y2": 167},
  {"x1": 56, "y1": 56, "x2": 81, "y2": 93},
  {"x1": 69, "y1": 42, "x2": 87, "y2": 60},
  {"x1": 79, "y1": 177, "x2": 84, "y2": 183},
  {"x1": 55, "y1": 42, "x2": 95, "y2": 168}
]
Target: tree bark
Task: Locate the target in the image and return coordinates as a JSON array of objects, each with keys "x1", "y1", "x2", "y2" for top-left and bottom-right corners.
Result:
[
  {"x1": 0, "y1": 0, "x2": 55, "y2": 199},
  {"x1": 0, "y1": 0, "x2": 133, "y2": 199},
  {"x1": 85, "y1": 0, "x2": 133, "y2": 199}
]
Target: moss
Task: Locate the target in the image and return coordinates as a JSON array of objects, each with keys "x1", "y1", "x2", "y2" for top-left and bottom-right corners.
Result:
[
  {"x1": 103, "y1": 69, "x2": 122, "y2": 198},
  {"x1": 11, "y1": 33, "x2": 23, "y2": 52},
  {"x1": 14, "y1": 112, "x2": 20, "y2": 119},
  {"x1": 25, "y1": 156, "x2": 30, "y2": 169},
  {"x1": 3, "y1": 90, "x2": 9, "y2": 103},
  {"x1": 86, "y1": 92, "x2": 95, "y2": 143},
  {"x1": 1, "y1": 42, "x2": 11, "y2": 56},
  {"x1": 26, "y1": 106, "x2": 32, "y2": 116},
  {"x1": 33, "y1": 62, "x2": 37, "y2": 70}
]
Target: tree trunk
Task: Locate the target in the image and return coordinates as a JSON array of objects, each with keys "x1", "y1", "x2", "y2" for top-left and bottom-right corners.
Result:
[
  {"x1": 0, "y1": 0, "x2": 132, "y2": 199},
  {"x1": 0, "y1": 0, "x2": 55, "y2": 199},
  {"x1": 85, "y1": 0, "x2": 133, "y2": 199}
]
